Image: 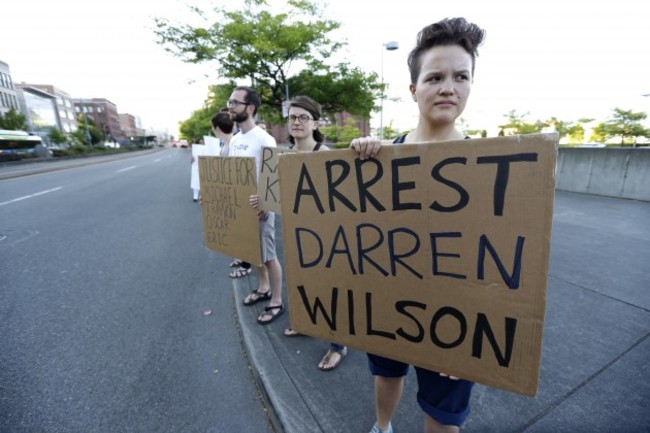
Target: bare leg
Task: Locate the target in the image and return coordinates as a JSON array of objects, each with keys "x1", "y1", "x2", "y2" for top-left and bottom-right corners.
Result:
[
  {"x1": 424, "y1": 414, "x2": 459, "y2": 433},
  {"x1": 256, "y1": 258, "x2": 283, "y2": 322},
  {"x1": 374, "y1": 376, "x2": 404, "y2": 431},
  {"x1": 256, "y1": 264, "x2": 270, "y2": 293},
  {"x1": 265, "y1": 258, "x2": 283, "y2": 306}
]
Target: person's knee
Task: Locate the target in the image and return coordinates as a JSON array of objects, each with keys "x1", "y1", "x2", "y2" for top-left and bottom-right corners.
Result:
[
  {"x1": 424, "y1": 414, "x2": 459, "y2": 433},
  {"x1": 376, "y1": 375, "x2": 404, "y2": 391}
]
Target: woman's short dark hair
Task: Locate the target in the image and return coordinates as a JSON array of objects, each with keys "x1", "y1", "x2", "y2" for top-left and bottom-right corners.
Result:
[
  {"x1": 211, "y1": 110, "x2": 234, "y2": 134},
  {"x1": 288, "y1": 95, "x2": 325, "y2": 145},
  {"x1": 407, "y1": 17, "x2": 486, "y2": 84}
]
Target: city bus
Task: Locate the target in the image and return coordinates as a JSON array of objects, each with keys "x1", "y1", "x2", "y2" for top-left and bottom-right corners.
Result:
[{"x1": 0, "y1": 129, "x2": 43, "y2": 161}]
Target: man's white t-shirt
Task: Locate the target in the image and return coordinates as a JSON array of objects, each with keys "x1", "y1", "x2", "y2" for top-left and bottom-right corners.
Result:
[{"x1": 229, "y1": 125, "x2": 277, "y2": 176}]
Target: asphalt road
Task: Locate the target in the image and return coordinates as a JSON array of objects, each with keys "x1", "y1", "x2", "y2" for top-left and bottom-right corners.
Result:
[{"x1": 0, "y1": 149, "x2": 276, "y2": 432}]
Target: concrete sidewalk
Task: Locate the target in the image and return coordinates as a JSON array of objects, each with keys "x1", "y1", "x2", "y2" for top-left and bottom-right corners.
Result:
[{"x1": 232, "y1": 191, "x2": 650, "y2": 433}]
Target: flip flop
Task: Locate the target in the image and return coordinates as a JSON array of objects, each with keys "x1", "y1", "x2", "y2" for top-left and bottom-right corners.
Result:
[
  {"x1": 229, "y1": 259, "x2": 243, "y2": 268},
  {"x1": 243, "y1": 290, "x2": 271, "y2": 306},
  {"x1": 283, "y1": 328, "x2": 303, "y2": 337},
  {"x1": 229, "y1": 267, "x2": 251, "y2": 279},
  {"x1": 257, "y1": 305, "x2": 284, "y2": 325},
  {"x1": 318, "y1": 346, "x2": 348, "y2": 371}
]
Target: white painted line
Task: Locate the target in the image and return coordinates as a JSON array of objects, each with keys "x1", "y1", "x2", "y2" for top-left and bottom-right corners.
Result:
[
  {"x1": 116, "y1": 166, "x2": 136, "y2": 173},
  {"x1": 154, "y1": 159, "x2": 162, "y2": 162},
  {"x1": 0, "y1": 186, "x2": 64, "y2": 207}
]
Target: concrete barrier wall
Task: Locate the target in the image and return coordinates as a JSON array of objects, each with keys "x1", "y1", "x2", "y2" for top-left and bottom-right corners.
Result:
[{"x1": 556, "y1": 147, "x2": 650, "y2": 201}]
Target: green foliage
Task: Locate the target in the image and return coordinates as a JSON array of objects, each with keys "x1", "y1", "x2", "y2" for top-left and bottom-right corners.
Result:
[
  {"x1": 0, "y1": 108, "x2": 28, "y2": 131},
  {"x1": 179, "y1": 107, "x2": 213, "y2": 143},
  {"x1": 565, "y1": 124, "x2": 585, "y2": 144},
  {"x1": 320, "y1": 118, "x2": 363, "y2": 146},
  {"x1": 178, "y1": 81, "x2": 239, "y2": 142},
  {"x1": 47, "y1": 127, "x2": 68, "y2": 145},
  {"x1": 154, "y1": 0, "x2": 380, "y2": 124},
  {"x1": 499, "y1": 110, "x2": 545, "y2": 135},
  {"x1": 599, "y1": 108, "x2": 649, "y2": 145},
  {"x1": 287, "y1": 67, "x2": 381, "y2": 123},
  {"x1": 72, "y1": 114, "x2": 104, "y2": 146},
  {"x1": 379, "y1": 122, "x2": 400, "y2": 140},
  {"x1": 588, "y1": 123, "x2": 607, "y2": 143}
]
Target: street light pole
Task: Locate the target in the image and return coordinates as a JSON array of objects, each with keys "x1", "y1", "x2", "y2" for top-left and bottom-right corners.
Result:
[{"x1": 380, "y1": 41, "x2": 399, "y2": 140}]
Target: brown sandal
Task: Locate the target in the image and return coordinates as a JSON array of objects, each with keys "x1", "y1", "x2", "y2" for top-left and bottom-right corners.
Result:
[{"x1": 318, "y1": 347, "x2": 347, "y2": 371}]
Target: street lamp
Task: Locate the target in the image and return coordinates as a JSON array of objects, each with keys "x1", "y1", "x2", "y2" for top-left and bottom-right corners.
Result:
[{"x1": 380, "y1": 40, "x2": 399, "y2": 140}]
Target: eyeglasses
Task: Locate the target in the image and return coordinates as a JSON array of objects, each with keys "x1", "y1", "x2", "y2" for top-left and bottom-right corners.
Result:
[
  {"x1": 287, "y1": 114, "x2": 314, "y2": 124},
  {"x1": 227, "y1": 99, "x2": 248, "y2": 107}
]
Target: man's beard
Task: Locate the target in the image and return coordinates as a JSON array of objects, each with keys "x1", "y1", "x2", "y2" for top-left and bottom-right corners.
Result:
[{"x1": 232, "y1": 111, "x2": 249, "y2": 123}]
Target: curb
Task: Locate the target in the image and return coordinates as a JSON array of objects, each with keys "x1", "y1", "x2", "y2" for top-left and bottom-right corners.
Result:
[{"x1": 232, "y1": 276, "x2": 324, "y2": 433}]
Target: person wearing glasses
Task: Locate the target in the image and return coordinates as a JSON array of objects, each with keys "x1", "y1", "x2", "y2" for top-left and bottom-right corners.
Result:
[
  {"x1": 350, "y1": 17, "x2": 485, "y2": 433},
  {"x1": 227, "y1": 86, "x2": 284, "y2": 325},
  {"x1": 280, "y1": 95, "x2": 349, "y2": 371}
]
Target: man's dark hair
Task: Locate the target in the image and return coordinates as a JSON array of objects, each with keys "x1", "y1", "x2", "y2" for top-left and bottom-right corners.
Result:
[
  {"x1": 211, "y1": 110, "x2": 234, "y2": 134},
  {"x1": 407, "y1": 17, "x2": 486, "y2": 84},
  {"x1": 234, "y1": 86, "x2": 261, "y2": 116}
]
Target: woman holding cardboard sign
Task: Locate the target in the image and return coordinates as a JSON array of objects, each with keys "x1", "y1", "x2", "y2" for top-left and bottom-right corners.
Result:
[
  {"x1": 278, "y1": 95, "x2": 349, "y2": 372},
  {"x1": 350, "y1": 17, "x2": 485, "y2": 433}
]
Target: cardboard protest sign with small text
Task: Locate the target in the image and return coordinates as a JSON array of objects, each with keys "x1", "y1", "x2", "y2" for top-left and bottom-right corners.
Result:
[
  {"x1": 258, "y1": 146, "x2": 294, "y2": 214},
  {"x1": 199, "y1": 156, "x2": 262, "y2": 266},
  {"x1": 278, "y1": 133, "x2": 558, "y2": 396}
]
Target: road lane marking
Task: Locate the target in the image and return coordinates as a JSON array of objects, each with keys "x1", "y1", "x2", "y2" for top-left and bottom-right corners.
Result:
[
  {"x1": 0, "y1": 186, "x2": 64, "y2": 207},
  {"x1": 116, "y1": 166, "x2": 136, "y2": 173}
]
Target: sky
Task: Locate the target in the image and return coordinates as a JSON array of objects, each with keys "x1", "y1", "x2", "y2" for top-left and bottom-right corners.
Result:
[{"x1": 2, "y1": 0, "x2": 649, "y2": 139}]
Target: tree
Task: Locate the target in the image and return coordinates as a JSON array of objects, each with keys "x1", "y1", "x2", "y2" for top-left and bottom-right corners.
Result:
[
  {"x1": 378, "y1": 122, "x2": 399, "y2": 141},
  {"x1": 178, "y1": 82, "x2": 238, "y2": 142},
  {"x1": 499, "y1": 110, "x2": 545, "y2": 135},
  {"x1": 320, "y1": 118, "x2": 363, "y2": 147},
  {"x1": 179, "y1": 107, "x2": 213, "y2": 143},
  {"x1": 565, "y1": 124, "x2": 585, "y2": 144},
  {"x1": 47, "y1": 127, "x2": 68, "y2": 145},
  {"x1": 0, "y1": 108, "x2": 28, "y2": 131},
  {"x1": 154, "y1": 0, "x2": 382, "y2": 124},
  {"x1": 599, "y1": 108, "x2": 649, "y2": 146},
  {"x1": 71, "y1": 114, "x2": 104, "y2": 146},
  {"x1": 588, "y1": 122, "x2": 607, "y2": 143}
]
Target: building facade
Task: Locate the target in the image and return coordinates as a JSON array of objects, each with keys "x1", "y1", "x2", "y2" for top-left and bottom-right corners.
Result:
[
  {"x1": 73, "y1": 98, "x2": 124, "y2": 142},
  {"x1": 15, "y1": 84, "x2": 58, "y2": 144},
  {"x1": 0, "y1": 60, "x2": 20, "y2": 118},
  {"x1": 26, "y1": 84, "x2": 78, "y2": 134},
  {"x1": 118, "y1": 113, "x2": 140, "y2": 139}
]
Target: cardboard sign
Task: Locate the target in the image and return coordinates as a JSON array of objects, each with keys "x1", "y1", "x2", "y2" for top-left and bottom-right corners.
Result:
[
  {"x1": 258, "y1": 146, "x2": 294, "y2": 214},
  {"x1": 203, "y1": 136, "x2": 222, "y2": 156},
  {"x1": 278, "y1": 133, "x2": 558, "y2": 396},
  {"x1": 198, "y1": 156, "x2": 262, "y2": 266}
]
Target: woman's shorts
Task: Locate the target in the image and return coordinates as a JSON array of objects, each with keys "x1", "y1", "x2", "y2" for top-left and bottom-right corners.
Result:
[{"x1": 367, "y1": 353, "x2": 474, "y2": 427}]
